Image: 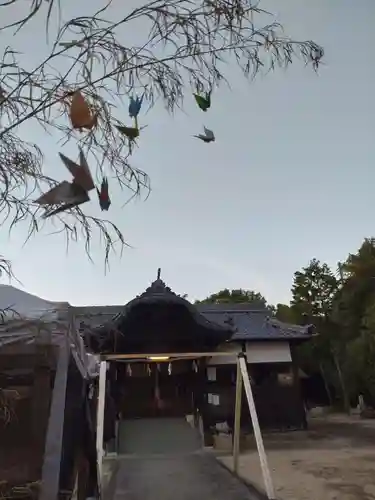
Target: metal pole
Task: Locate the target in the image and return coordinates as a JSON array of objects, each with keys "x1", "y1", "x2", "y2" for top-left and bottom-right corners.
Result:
[
  {"x1": 233, "y1": 358, "x2": 243, "y2": 474},
  {"x1": 96, "y1": 360, "x2": 107, "y2": 493},
  {"x1": 238, "y1": 354, "x2": 276, "y2": 500}
]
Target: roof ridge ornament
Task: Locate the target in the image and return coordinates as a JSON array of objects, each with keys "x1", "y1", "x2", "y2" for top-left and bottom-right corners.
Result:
[{"x1": 140, "y1": 268, "x2": 174, "y2": 297}]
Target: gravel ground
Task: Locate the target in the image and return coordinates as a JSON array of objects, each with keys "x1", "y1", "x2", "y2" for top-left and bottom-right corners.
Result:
[{"x1": 219, "y1": 414, "x2": 375, "y2": 500}]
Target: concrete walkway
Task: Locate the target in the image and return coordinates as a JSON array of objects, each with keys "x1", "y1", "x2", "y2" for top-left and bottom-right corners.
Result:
[
  {"x1": 108, "y1": 418, "x2": 260, "y2": 500},
  {"x1": 118, "y1": 418, "x2": 202, "y2": 455}
]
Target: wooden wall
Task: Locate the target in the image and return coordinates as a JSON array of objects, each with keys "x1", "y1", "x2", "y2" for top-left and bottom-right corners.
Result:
[
  {"x1": 204, "y1": 362, "x2": 306, "y2": 432},
  {"x1": 0, "y1": 348, "x2": 55, "y2": 492},
  {"x1": 207, "y1": 341, "x2": 292, "y2": 365}
]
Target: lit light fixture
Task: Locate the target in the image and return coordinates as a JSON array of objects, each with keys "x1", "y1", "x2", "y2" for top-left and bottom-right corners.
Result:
[{"x1": 148, "y1": 356, "x2": 170, "y2": 361}]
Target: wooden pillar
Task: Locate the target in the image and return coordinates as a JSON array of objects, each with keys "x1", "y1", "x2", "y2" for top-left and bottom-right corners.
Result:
[
  {"x1": 31, "y1": 343, "x2": 53, "y2": 478},
  {"x1": 96, "y1": 360, "x2": 107, "y2": 492},
  {"x1": 196, "y1": 358, "x2": 213, "y2": 447},
  {"x1": 239, "y1": 354, "x2": 276, "y2": 500},
  {"x1": 76, "y1": 452, "x2": 89, "y2": 500},
  {"x1": 40, "y1": 340, "x2": 69, "y2": 500},
  {"x1": 290, "y1": 344, "x2": 307, "y2": 430}
]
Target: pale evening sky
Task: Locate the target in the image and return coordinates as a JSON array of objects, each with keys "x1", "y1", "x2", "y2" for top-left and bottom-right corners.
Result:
[{"x1": 0, "y1": 0, "x2": 373, "y2": 307}]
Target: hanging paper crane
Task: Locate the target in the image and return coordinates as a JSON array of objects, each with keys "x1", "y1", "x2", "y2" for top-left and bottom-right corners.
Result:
[
  {"x1": 34, "y1": 148, "x2": 95, "y2": 218},
  {"x1": 128, "y1": 93, "x2": 144, "y2": 119},
  {"x1": 69, "y1": 90, "x2": 97, "y2": 131},
  {"x1": 115, "y1": 124, "x2": 140, "y2": 140},
  {"x1": 0, "y1": 86, "x2": 6, "y2": 105},
  {"x1": 193, "y1": 91, "x2": 211, "y2": 112},
  {"x1": 59, "y1": 40, "x2": 85, "y2": 49},
  {"x1": 96, "y1": 177, "x2": 111, "y2": 211},
  {"x1": 194, "y1": 126, "x2": 215, "y2": 143}
]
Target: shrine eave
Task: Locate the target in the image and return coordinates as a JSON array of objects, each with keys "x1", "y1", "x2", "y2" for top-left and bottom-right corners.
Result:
[
  {"x1": 108, "y1": 276, "x2": 233, "y2": 337},
  {"x1": 83, "y1": 273, "x2": 314, "y2": 354}
]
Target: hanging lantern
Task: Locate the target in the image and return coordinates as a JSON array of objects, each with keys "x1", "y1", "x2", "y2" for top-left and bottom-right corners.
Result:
[
  {"x1": 126, "y1": 363, "x2": 132, "y2": 377},
  {"x1": 168, "y1": 362, "x2": 172, "y2": 375}
]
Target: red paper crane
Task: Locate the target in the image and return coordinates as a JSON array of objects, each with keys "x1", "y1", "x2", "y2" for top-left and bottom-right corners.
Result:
[{"x1": 96, "y1": 177, "x2": 111, "y2": 211}]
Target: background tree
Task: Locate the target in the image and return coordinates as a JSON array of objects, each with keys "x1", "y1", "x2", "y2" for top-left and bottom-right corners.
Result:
[
  {"x1": 290, "y1": 259, "x2": 346, "y2": 408},
  {"x1": 333, "y1": 239, "x2": 375, "y2": 406},
  {"x1": 195, "y1": 288, "x2": 267, "y2": 306},
  {"x1": 201, "y1": 240, "x2": 375, "y2": 411},
  {"x1": 273, "y1": 242, "x2": 375, "y2": 410},
  {"x1": 343, "y1": 301, "x2": 375, "y2": 405},
  {"x1": 0, "y1": 0, "x2": 323, "y2": 269},
  {"x1": 274, "y1": 303, "x2": 297, "y2": 323},
  {"x1": 291, "y1": 259, "x2": 338, "y2": 320},
  {"x1": 333, "y1": 239, "x2": 375, "y2": 339}
]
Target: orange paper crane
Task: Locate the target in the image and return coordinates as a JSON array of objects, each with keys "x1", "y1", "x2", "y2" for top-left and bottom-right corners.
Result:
[
  {"x1": 69, "y1": 90, "x2": 97, "y2": 131},
  {"x1": 34, "y1": 148, "x2": 95, "y2": 218}
]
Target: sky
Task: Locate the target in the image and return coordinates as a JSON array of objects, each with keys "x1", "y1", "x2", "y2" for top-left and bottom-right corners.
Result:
[{"x1": 0, "y1": 0, "x2": 374, "y2": 307}]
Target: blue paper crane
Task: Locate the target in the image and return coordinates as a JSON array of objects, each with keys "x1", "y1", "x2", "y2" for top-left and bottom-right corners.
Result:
[{"x1": 128, "y1": 93, "x2": 144, "y2": 119}]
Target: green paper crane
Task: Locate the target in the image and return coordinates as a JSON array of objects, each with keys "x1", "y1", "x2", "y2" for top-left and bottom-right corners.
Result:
[
  {"x1": 193, "y1": 91, "x2": 211, "y2": 112},
  {"x1": 116, "y1": 124, "x2": 140, "y2": 140}
]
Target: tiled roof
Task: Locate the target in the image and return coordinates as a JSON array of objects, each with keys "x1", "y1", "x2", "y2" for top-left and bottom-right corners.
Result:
[
  {"x1": 0, "y1": 282, "x2": 313, "y2": 348},
  {"x1": 201, "y1": 309, "x2": 311, "y2": 340},
  {"x1": 76, "y1": 303, "x2": 312, "y2": 342},
  {"x1": 74, "y1": 305, "x2": 123, "y2": 328},
  {"x1": 75, "y1": 278, "x2": 232, "y2": 339},
  {"x1": 196, "y1": 305, "x2": 312, "y2": 341},
  {"x1": 55, "y1": 275, "x2": 312, "y2": 342}
]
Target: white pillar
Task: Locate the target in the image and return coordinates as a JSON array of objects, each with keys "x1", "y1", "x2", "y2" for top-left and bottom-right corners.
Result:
[
  {"x1": 96, "y1": 360, "x2": 107, "y2": 492},
  {"x1": 238, "y1": 355, "x2": 276, "y2": 500}
]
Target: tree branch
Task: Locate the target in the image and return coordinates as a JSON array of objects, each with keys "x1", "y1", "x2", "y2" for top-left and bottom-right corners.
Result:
[{"x1": 0, "y1": 0, "x2": 323, "y2": 268}]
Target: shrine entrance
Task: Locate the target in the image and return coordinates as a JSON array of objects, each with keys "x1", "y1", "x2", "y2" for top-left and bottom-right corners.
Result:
[
  {"x1": 87, "y1": 270, "x2": 233, "y2": 427},
  {"x1": 88, "y1": 271, "x2": 278, "y2": 499},
  {"x1": 87, "y1": 270, "x2": 238, "y2": 492},
  {"x1": 117, "y1": 359, "x2": 196, "y2": 419}
]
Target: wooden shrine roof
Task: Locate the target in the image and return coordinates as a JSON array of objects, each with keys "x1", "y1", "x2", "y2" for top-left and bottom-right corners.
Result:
[{"x1": 75, "y1": 272, "x2": 313, "y2": 345}]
